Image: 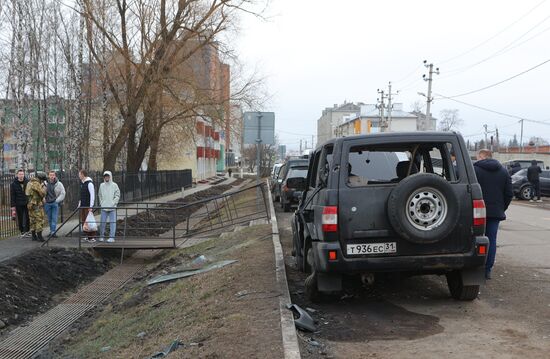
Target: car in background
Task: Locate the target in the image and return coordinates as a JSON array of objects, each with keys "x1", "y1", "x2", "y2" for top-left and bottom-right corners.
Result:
[
  {"x1": 511, "y1": 168, "x2": 550, "y2": 200},
  {"x1": 503, "y1": 160, "x2": 545, "y2": 176},
  {"x1": 280, "y1": 165, "x2": 309, "y2": 212},
  {"x1": 271, "y1": 163, "x2": 283, "y2": 180},
  {"x1": 272, "y1": 159, "x2": 309, "y2": 202}
]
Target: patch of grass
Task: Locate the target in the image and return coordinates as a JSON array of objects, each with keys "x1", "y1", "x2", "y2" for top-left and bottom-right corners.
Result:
[{"x1": 61, "y1": 223, "x2": 273, "y2": 358}]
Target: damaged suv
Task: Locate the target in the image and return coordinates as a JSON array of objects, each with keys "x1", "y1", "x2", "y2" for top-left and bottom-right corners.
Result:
[{"x1": 291, "y1": 132, "x2": 489, "y2": 301}]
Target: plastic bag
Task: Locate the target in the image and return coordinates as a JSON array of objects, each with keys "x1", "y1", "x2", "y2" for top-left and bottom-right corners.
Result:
[{"x1": 84, "y1": 212, "x2": 98, "y2": 232}]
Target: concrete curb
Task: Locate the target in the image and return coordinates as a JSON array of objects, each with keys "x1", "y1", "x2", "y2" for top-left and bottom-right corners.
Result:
[{"x1": 267, "y1": 180, "x2": 301, "y2": 359}]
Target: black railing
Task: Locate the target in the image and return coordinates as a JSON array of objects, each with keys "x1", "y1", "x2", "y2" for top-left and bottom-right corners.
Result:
[
  {"x1": 0, "y1": 170, "x2": 193, "y2": 240},
  {"x1": 43, "y1": 183, "x2": 271, "y2": 259}
]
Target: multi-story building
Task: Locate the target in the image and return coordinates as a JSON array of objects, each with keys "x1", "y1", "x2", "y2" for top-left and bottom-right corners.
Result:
[
  {"x1": 335, "y1": 103, "x2": 432, "y2": 137},
  {"x1": 317, "y1": 102, "x2": 362, "y2": 144},
  {"x1": 0, "y1": 99, "x2": 66, "y2": 173}
]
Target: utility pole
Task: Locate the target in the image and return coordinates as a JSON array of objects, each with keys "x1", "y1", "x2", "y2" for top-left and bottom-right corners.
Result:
[
  {"x1": 483, "y1": 124, "x2": 488, "y2": 148},
  {"x1": 387, "y1": 81, "x2": 399, "y2": 132},
  {"x1": 519, "y1": 119, "x2": 524, "y2": 153},
  {"x1": 299, "y1": 139, "x2": 302, "y2": 153},
  {"x1": 312, "y1": 135, "x2": 315, "y2": 149},
  {"x1": 423, "y1": 61, "x2": 439, "y2": 123},
  {"x1": 377, "y1": 89, "x2": 386, "y2": 131},
  {"x1": 495, "y1": 126, "x2": 500, "y2": 152}
]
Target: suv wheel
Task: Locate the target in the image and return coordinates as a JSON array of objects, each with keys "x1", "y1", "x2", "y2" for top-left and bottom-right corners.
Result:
[
  {"x1": 446, "y1": 270, "x2": 479, "y2": 301},
  {"x1": 519, "y1": 185, "x2": 533, "y2": 200},
  {"x1": 292, "y1": 223, "x2": 304, "y2": 272},
  {"x1": 304, "y1": 272, "x2": 320, "y2": 302},
  {"x1": 388, "y1": 173, "x2": 460, "y2": 244}
]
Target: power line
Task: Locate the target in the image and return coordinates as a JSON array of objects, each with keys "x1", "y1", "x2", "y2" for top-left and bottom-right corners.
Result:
[
  {"x1": 438, "y1": 0, "x2": 547, "y2": 65},
  {"x1": 442, "y1": 57, "x2": 550, "y2": 98},
  {"x1": 276, "y1": 129, "x2": 316, "y2": 137},
  {"x1": 440, "y1": 14, "x2": 550, "y2": 79},
  {"x1": 435, "y1": 93, "x2": 527, "y2": 121}
]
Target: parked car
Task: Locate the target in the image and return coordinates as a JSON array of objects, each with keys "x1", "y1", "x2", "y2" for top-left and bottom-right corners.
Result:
[
  {"x1": 272, "y1": 159, "x2": 309, "y2": 202},
  {"x1": 511, "y1": 168, "x2": 550, "y2": 200},
  {"x1": 291, "y1": 132, "x2": 489, "y2": 302},
  {"x1": 503, "y1": 160, "x2": 545, "y2": 175},
  {"x1": 280, "y1": 165, "x2": 309, "y2": 212}
]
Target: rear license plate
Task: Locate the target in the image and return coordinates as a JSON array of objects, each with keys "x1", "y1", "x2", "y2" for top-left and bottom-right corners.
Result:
[{"x1": 347, "y1": 242, "x2": 397, "y2": 255}]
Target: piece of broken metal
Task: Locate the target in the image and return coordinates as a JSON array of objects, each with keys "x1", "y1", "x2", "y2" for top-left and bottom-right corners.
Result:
[
  {"x1": 147, "y1": 260, "x2": 238, "y2": 286},
  {"x1": 286, "y1": 304, "x2": 316, "y2": 332},
  {"x1": 149, "y1": 339, "x2": 185, "y2": 358}
]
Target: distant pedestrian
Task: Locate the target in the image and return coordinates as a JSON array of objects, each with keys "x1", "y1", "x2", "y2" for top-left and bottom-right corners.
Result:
[
  {"x1": 527, "y1": 160, "x2": 543, "y2": 203},
  {"x1": 25, "y1": 171, "x2": 47, "y2": 242},
  {"x1": 98, "y1": 171, "x2": 120, "y2": 243},
  {"x1": 78, "y1": 169, "x2": 97, "y2": 242},
  {"x1": 473, "y1": 149, "x2": 513, "y2": 279},
  {"x1": 10, "y1": 169, "x2": 31, "y2": 238},
  {"x1": 44, "y1": 170, "x2": 66, "y2": 239},
  {"x1": 228, "y1": 168, "x2": 233, "y2": 178}
]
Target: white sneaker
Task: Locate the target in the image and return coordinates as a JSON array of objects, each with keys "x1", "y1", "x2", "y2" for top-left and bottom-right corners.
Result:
[
  {"x1": 529, "y1": 199, "x2": 534, "y2": 202},
  {"x1": 24, "y1": 232, "x2": 32, "y2": 237},
  {"x1": 98, "y1": 237, "x2": 105, "y2": 242},
  {"x1": 537, "y1": 199, "x2": 543, "y2": 203},
  {"x1": 107, "y1": 238, "x2": 115, "y2": 243}
]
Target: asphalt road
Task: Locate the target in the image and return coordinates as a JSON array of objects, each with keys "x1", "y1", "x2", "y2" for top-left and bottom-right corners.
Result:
[{"x1": 276, "y1": 201, "x2": 550, "y2": 359}]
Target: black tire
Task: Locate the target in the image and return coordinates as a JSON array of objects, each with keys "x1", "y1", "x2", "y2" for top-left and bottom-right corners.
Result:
[
  {"x1": 446, "y1": 270, "x2": 479, "y2": 301},
  {"x1": 292, "y1": 220, "x2": 304, "y2": 272},
  {"x1": 303, "y1": 239, "x2": 313, "y2": 274},
  {"x1": 519, "y1": 185, "x2": 533, "y2": 200},
  {"x1": 304, "y1": 272, "x2": 320, "y2": 303},
  {"x1": 388, "y1": 173, "x2": 460, "y2": 244},
  {"x1": 283, "y1": 202, "x2": 291, "y2": 212}
]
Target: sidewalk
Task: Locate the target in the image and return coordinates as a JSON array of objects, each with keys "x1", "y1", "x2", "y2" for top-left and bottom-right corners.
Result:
[{"x1": 0, "y1": 177, "x2": 234, "y2": 263}]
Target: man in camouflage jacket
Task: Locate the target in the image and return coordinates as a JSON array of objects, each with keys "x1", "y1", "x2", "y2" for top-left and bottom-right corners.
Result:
[{"x1": 25, "y1": 172, "x2": 47, "y2": 242}]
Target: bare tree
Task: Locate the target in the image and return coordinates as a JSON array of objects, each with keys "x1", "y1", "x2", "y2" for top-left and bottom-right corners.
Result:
[{"x1": 438, "y1": 109, "x2": 463, "y2": 132}]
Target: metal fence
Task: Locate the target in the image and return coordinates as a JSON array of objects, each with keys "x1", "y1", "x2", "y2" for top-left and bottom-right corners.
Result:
[{"x1": 0, "y1": 170, "x2": 193, "y2": 239}]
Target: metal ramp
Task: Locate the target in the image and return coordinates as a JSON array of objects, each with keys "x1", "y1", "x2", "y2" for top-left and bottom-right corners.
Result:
[{"x1": 43, "y1": 183, "x2": 271, "y2": 253}]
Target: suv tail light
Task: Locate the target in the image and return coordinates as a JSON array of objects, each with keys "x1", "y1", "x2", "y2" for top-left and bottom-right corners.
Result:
[
  {"x1": 473, "y1": 200, "x2": 486, "y2": 226},
  {"x1": 322, "y1": 206, "x2": 338, "y2": 232}
]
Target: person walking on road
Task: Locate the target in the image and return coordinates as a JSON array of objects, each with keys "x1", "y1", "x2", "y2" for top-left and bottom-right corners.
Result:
[
  {"x1": 474, "y1": 149, "x2": 513, "y2": 279},
  {"x1": 44, "y1": 170, "x2": 66, "y2": 238},
  {"x1": 78, "y1": 169, "x2": 97, "y2": 242},
  {"x1": 98, "y1": 171, "x2": 120, "y2": 243},
  {"x1": 10, "y1": 169, "x2": 31, "y2": 238},
  {"x1": 527, "y1": 160, "x2": 543, "y2": 203},
  {"x1": 25, "y1": 172, "x2": 47, "y2": 242}
]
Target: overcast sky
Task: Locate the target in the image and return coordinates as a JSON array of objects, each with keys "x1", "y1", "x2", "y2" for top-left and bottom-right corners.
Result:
[{"x1": 235, "y1": 0, "x2": 550, "y2": 150}]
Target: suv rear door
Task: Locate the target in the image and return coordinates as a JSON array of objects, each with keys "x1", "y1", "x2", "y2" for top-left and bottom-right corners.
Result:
[{"x1": 337, "y1": 135, "x2": 474, "y2": 258}]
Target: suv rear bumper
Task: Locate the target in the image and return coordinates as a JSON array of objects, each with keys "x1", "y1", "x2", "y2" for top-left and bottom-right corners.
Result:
[{"x1": 313, "y1": 236, "x2": 489, "y2": 273}]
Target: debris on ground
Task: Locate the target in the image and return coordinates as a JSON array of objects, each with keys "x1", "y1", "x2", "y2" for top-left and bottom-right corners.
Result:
[
  {"x1": 287, "y1": 304, "x2": 316, "y2": 332},
  {"x1": 0, "y1": 248, "x2": 109, "y2": 332},
  {"x1": 149, "y1": 339, "x2": 185, "y2": 358},
  {"x1": 147, "y1": 260, "x2": 238, "y2": 285}
]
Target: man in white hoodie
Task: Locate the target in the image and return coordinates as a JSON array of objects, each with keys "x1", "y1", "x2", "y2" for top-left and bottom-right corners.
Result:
[{"x1": 98, "y1": 171, "x2": 120, "y2": 243}]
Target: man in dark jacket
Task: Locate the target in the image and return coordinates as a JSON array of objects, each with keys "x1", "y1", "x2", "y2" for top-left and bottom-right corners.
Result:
[
  {"x1": 10, "y1": 169, "x2": 31, "y2": 237},
  {"x1": 527, "y1": 160, "x2": 542, "y2": 202},
  {"x1": 474, "y1": 149, "x2": 513, "y2": 279}
]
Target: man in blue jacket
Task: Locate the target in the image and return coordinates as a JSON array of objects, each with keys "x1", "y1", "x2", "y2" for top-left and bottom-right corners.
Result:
[{"x1": 474, "y1": 149, "x2": 513, "y2": 279}]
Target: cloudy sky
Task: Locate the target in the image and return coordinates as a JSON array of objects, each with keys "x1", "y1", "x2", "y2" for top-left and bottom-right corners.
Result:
[{"x1": 235, "y1": 0, "x2": 550, "y2": 150}]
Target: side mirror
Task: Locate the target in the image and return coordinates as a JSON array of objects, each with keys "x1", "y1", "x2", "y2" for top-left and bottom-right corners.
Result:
[{"x1": 286, "y1": 177, "x2": 307, "y2": 191}]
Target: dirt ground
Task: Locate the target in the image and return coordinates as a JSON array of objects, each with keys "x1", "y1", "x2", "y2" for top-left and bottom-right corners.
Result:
[
  {"x1": 275, "y1": 206, "x2": 550, "y2": 359},
  {"x1": 0, "y1": 248, "x2": 110, "y2": 334},
  {"x1": 40, "y1": 223, "x2": 284, "y2": 359}
]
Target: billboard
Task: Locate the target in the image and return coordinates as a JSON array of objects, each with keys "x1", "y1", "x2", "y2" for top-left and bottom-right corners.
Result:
[{"x1": 243, "y1": 112, "x2": 275, "y2": 145}]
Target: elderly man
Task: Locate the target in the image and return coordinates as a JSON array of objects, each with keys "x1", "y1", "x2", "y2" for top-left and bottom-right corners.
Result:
[{"x1": 473, "y1": 149, "x2": 513, "y2": 279}]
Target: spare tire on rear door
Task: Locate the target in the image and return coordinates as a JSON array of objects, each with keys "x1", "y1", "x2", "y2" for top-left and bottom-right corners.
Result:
[{"x1": 388, "y1": 173, "x2": 460, "y2": 244}]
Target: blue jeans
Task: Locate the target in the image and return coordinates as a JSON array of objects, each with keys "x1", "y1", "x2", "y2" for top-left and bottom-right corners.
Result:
[
  {"x1": 100, "y1": 210, "x2": 117, "y2": 239},
  {"x1": 485, "y1": 219, "x2": 501, "y2": 274},
  {"x1": 44, "y1": 202, "x2": 59, "y2": 234}
]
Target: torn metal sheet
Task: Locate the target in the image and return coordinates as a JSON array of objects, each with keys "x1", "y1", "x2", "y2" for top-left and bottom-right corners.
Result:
[
  {"x1": 149, "y1": 339, "x2": 185, "y2": 358},
  {"x1": 147, "y1": 260, "x2": 238, "y2": 285},
  {"x1": 286, "y1": 304, "x2": 316, "y2": 332}
]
